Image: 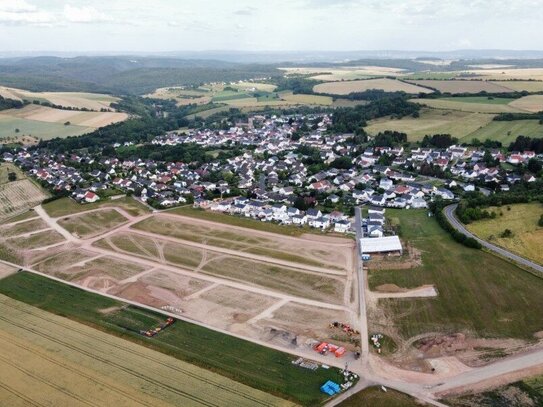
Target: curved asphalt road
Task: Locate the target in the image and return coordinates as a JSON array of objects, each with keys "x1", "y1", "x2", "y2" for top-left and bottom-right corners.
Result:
[{"x1": 444, "y1": 204, "x2": 543, "y2": 275}]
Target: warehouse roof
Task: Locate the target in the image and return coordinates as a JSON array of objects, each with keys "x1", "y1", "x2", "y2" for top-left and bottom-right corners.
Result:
[{"x1": 360, "y1": 236, "x2": 402, "y2": 254}]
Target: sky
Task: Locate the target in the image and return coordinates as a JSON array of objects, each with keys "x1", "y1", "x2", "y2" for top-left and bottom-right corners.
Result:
[{"x1": 0, "y1": 0, "x2": 542, "y2": 53}]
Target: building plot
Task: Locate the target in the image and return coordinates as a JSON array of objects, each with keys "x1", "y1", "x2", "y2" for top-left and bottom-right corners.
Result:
[
  {"x1": 4, "y1": 205, "x2": 358, "y2": 365},
  {"x1": 132, "y1": 213, "x2": 353, "y2": 272}
]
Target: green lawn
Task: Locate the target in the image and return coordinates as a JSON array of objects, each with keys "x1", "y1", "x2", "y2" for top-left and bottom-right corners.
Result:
[
  {"x1": 43, "y1": 196, "x2": 149, "y2": 218},
  {"x1": 0, "y1": 271, "x2": 344, "y2": 406},
  {"x1": 466, "y1": 120, "x2": 543, "y2": 144},
  {"x1": 368, "y1": 209, "x2": 543, "y2": 340},
  {"x1": 339, "y1": 386, "x2": 422, "y2": 407}
]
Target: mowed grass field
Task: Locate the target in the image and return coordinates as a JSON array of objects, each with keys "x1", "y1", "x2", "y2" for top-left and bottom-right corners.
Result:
[
  {"x1": 365, "y1": 108, "x2": 494, "y2": 141},
  {"x1": 0, "y1": 164, "x2": 49, "y2": 221},
  {"x1": 368, "y1": 209, "x2": 543, "y2": 340},
  {"x1": 468, "y1": 120, "x2": 543, "y2": 144},
  {"x1": 0, "y1": 272, "x2": 341, "y2": 406},
  {"x1": 313, "y1": 78, "x2": 433, "y2": 95},
  {"x1": 466, "y1": 203, "x2": 543, "y2": 266},
  {"x1": 0, "y1": 293, "x2": 291, "y2": 407}
]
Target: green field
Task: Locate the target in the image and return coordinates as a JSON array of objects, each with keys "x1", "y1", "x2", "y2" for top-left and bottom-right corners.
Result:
[
  {"x1": 0, "y1": 271, "x2": 343, "y2": 405},
  {"x1": 339, "y1": 386, "x2": 421, "y2": 407},
  {"x1": 468, "y1": 120, "x2": 543, "y2": 144},
  {"x1": 43, "y1": 196, "x2": 149, "y2": 218},
  {"x1": 0, "y1": 115, "x2": 91, "y2": 141},
  {"x1": 366, "y1": 108, "x2": 494, "y2": 141},
  {"x1": 466, "y1": 203, "x2": 543, "y2": 266},
  {"x1": 368, "y1": 209, "x2": 543, "y2": 340}
]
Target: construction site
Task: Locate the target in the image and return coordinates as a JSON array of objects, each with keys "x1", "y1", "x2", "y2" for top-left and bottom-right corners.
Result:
[{"x1": 1, "y1": 202, "x2": 362, "y2": 364}]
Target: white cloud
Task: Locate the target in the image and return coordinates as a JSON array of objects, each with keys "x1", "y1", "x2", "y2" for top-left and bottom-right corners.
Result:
[
  {"x1": 63, "y1": 5, "x2": 111, "y2": 23},
  {"x1": 0, "y1": 0, "x2": 37, "y2": 13}
]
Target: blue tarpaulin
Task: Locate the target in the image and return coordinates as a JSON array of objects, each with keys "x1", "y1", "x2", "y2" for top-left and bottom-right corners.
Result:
[{"x1": 320, "y1": 380, "x2": 341, "y2": 396}]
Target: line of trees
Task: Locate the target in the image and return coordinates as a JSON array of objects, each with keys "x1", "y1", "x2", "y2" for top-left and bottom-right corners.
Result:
[{"x1": 430, "y1": 201, "x2": 482, "y2": 249}]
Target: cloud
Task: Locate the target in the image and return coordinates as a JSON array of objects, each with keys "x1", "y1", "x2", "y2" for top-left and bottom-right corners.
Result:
[
  {"x1": 0, "y1": 0, "x2": 54, "y2": 25},
  {"x1": 63, "y1": 5, "x2": 111, "y2": 23},
  {"x1": 234, "y1": 6, "x2": 256, "y2": 16}
]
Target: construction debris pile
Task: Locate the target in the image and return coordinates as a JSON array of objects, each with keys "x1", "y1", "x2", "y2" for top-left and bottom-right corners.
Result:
[
  {"x1": 292, "y1": 357, "x2": 319, "y2": 371},
  {"x1": 329, "y1": 321, "x2": 359, "y2": 336},
  {"x1": 370, "y1": 333, "x2": 384, "y2": 354},
  {"x1": 140, "y1": 317, "x2": 175, "y2": 337}
]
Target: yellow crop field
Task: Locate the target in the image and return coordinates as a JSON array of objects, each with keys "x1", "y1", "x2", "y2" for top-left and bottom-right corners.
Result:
[
  {"x1": 491, "y1": 81, "x2": 543, "y2": 92},
  {"x1": 508, "y1": 95, "x2": 543, "y2": 113},
  {"x1": 0, "y1": 86, "x2": 119, "y2": 110},
  {"x1": 466, "y1": 203, "x2": 543, "y2": 266},
  {"x1": 0, "y1": 295, "x2": 291, "y2": 407},
  {"x1": 465, "y1": 68, "x2": 543, "y2": 81},
  {"x1": 411, "y1": 98, "x2": 525, "y2": 114},
  {"x1": 313, "y1": 78, "x2": 433, "y2": 95},
  {"x1": 3, "y1": 104, "x2": 128, "y2": 127},
  {"x1": 407, "y1": 80, "x2": 513, "y2": 94}
]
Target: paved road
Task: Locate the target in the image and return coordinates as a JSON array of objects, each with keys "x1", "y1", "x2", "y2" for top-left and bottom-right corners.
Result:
[
  {"x1": 444, "y1": 204, "x2": 543, "y2": 275},
  {"x1": 354, "y1": 207, "x2": 370, "y2": 362}
]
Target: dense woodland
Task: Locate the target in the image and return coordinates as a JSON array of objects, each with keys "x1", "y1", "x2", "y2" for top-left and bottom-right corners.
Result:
[
  {"x1": 0, "y1": 56, "x2": 280, "y2": 95},
  {"x1": 330, "y1": 95, "x2": 421, "y2": 134}
]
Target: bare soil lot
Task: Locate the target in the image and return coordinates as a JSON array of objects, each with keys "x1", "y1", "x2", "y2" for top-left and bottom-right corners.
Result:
[
  {"x1": 257, "y1": 302, "x2": 354, "y2": 348},
  {"x1": 0, "y1": 218, "x2": 49, "y2": 237},
  {"x1": 58, "y1": 208, "x2": 128, "y2": 238},
  {"x1": 133, "y1": 214, "x2": 352, "y2": 271}
]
